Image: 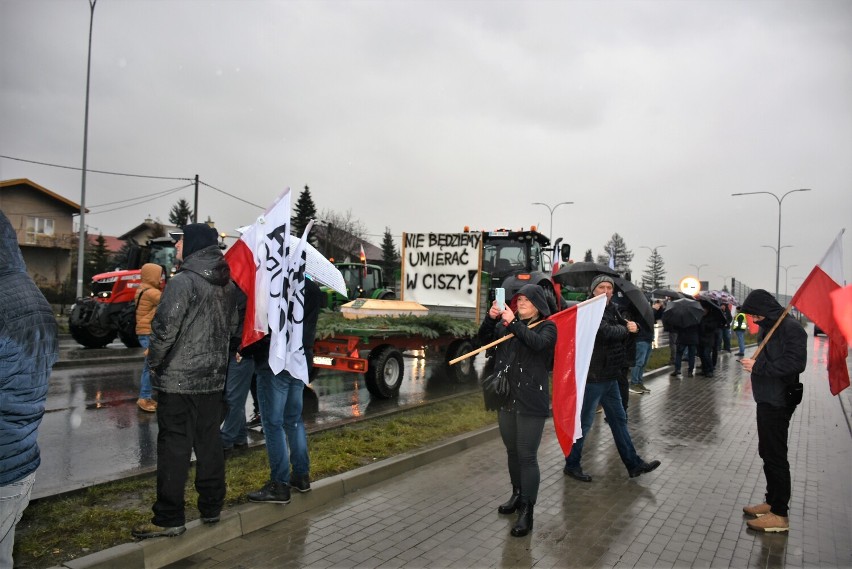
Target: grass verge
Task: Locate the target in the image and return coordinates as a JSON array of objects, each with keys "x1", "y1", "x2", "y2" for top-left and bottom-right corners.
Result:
[{"x1": 14, "y1": 392, "x2": 495, "y2": 569}]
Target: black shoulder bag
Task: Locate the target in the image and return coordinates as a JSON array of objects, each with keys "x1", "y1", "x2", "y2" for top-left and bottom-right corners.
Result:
[{"x1": 480, "y1": 352, "x2": 514, "y2": 410}]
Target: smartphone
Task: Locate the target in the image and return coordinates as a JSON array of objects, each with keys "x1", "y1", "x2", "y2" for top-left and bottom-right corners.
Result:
[{"x1": 495, "y1": 288, "x2": 506, "y2": 311}]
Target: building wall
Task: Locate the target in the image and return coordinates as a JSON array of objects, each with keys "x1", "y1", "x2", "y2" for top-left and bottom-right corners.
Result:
[{"x1": 0, "y1": 183, "x2": 77, "y2": 288}]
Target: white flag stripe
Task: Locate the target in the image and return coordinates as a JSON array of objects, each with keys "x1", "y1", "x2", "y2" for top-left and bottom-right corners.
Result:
[{"x1": 573, "y1": 294, "x2": 607, "y2": 441}]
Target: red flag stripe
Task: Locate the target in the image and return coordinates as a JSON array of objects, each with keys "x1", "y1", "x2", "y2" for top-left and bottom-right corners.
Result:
[{"x1": 224, "y1": 238, "x2": 265, "y2": 349}]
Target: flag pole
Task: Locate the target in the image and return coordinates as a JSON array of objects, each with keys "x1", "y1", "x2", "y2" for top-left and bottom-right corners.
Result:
[
  {"x1": 449, "y1": 320, "x2": 544, "y2": 365},
  {"x1": 748, "y1": 303, "x2": 794, "y2": 360}
]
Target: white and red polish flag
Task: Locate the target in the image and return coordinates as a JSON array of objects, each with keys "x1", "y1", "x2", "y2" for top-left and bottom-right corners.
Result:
[
  {"x1": 791, "y1": 229, "x2": 849, "y2": 395},
  {"x1": 551, "y1": 293, "x2": 607, "y2": 455},
  {"x1": 224, "y1": 188, "x2": 311, "y2": 375},
  {"x1": 830, "y1": 285, "x2": 852, "y2": 347}
]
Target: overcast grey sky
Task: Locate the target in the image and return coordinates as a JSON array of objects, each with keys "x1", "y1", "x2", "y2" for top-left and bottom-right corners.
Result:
[{"x1": 1, "y1": 0, "x2": 850, "y2": 293}]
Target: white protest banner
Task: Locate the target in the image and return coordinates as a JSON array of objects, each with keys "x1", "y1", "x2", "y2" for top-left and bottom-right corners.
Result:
[{"x1": 401, "y1": 232, "x2": 482, "y2": 307}]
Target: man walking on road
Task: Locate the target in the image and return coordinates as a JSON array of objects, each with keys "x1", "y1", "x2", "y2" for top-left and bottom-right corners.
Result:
[
  {"x1": 739, "y1": 289, "x2": 806, "y2": 533},
  {"x1": 132, "y1": 224, "x2": 239, "y2": 539},
  {"x1": 563, "y1": 275, "x2": 661, "y2": 482}
]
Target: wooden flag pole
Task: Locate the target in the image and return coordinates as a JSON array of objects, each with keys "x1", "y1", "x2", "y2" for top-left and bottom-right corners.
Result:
[
  {"x1": 449, "y1": 320, "x2": 544, "y2": 365},
  {"x1": 748, "y1": 303, "x2": 794, "y2": 360}
]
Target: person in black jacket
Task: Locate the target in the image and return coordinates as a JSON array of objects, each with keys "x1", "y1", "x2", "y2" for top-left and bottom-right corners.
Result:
[
  {"x1": 478, "y1": 283, "x2": 556, "y2": 538},
  {"x1": 132, "y1": 224, "x2": 239, "y2": 540},
  {"x1": 0, "y1": 210, "x2": 58, "y2": 567},
  {"x1": 563, "y1": 275, "x2": 661, "y2": 483},
  {"x1": 739, "y1": 289, "x2": 806, "y2": 533}
]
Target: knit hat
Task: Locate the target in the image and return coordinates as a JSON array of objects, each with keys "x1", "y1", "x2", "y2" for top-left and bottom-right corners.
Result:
[
  {"x1": 589, "y1": 274, "x2": 615, "y2": 293},
  {"x1": 181, "y1": 223, "x2": 219, "y2": 258}
]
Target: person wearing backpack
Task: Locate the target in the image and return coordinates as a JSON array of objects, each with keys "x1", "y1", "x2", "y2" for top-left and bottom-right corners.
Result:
[{"x1": 135, "y1": 263, "x2": 163, "y2": 412}]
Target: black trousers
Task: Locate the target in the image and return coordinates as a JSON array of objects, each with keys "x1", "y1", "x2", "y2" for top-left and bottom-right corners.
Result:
[
  {"x1": 756, "y1": 402, "x2": 795, "y2": 517},
  {"x1": 498, "y1": 411, "x2": 545, "y2": 504},
  {"x1": 153, "y1": 391, "x2": 226, "y2": 527}
]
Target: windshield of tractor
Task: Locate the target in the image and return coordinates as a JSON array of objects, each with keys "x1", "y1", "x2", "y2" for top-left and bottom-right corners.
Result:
[
  {"x1": 482, "y1": 239, "x2": 543, "y2": 277},
  {"x1": 148, "y1": 242, "x2": 179, "y2": 277},
  {"x1": 338, "y1": 264, "x2": 380, "y2": 297}
]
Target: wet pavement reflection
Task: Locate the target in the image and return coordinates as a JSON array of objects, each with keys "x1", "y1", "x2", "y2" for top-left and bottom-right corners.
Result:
[{"x1": 35, "y1": 338, "x2": 486, "y2": 500}]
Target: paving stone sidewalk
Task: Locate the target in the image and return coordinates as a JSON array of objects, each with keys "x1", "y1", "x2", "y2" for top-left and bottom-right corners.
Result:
[{"x1": 163, "y1": 345, "x2": 852, "y2": 569}]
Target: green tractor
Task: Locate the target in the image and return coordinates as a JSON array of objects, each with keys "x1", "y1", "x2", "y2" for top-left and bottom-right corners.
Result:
[{"x1": 321, "y1": 262, "x2": 395, "y2": 310}]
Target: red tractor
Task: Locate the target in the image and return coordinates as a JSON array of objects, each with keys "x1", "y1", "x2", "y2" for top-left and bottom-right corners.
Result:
[{"x1": 69, "y1": 236, "x2": 176, "y2": 348}]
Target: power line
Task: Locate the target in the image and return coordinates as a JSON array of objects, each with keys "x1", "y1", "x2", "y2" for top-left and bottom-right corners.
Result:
[
  {"x1": 88, "y1": 183, "x2": 193, "y2": 208},
  {"x1": 0, "y1": 154, "x2": 191, "y2": 181},
  {"x1": 88, "y1": 185, "x2": 192, "y2": 215},
  {"x1": 199, "y1": 181, "x2": 264, "y2": 209}
]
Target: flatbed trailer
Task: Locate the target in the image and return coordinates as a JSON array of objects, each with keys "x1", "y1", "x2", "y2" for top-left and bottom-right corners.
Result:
[{"x1": 312, "y1": 328, "x2": 476, "y2": 398}]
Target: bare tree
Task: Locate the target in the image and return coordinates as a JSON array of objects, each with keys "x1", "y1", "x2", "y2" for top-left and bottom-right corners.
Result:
[{"x1": 317, "y1": 209, "x2": 368, "y2": 262}]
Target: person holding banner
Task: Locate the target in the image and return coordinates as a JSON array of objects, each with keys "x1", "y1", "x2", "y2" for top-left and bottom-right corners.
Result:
[
  {"x1": 738, "y1": 289, "x2": 806, "y2": 533},
  {"x1": 563, "y1": 274, "x2": 661, "y2": 482},
  {"x1": 244, "y1": 277, "x2": 322, "y2": 503},
  {"x1": 478, "y1": 283, "x2": 556, "y2": 538}
]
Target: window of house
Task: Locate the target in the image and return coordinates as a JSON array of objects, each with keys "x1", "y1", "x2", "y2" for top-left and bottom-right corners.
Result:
[{"x1": 26, "y1": 217, "x2": 55, "y2": 243}]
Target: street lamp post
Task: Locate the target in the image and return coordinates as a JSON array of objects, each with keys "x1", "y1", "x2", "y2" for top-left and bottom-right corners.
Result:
[
  {"x1": 532, "y1": 201, "x2": 573, "y2": 240},
  {"x1": 731, "y1": 189, "x2": 812, "y2": 298},
  {"x1": 781, "y1": 264, "x2": 798, "y2": 298},
  {"x1": 689, "y1": 263, "x2": 708, "y2": 279},
  {"x1": 76, "y1": 0, "x2": 97, "y2": 298}
]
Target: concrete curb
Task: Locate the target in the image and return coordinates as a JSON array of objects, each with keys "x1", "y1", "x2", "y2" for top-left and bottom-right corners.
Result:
[{"x1": 54, "y1": 424, "x2": 500, "y2": 569}]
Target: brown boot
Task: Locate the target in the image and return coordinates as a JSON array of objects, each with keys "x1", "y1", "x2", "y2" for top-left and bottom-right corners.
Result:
[
  {"x1": 137, "y1": 398, "x2": 157, "y2": 412},
  {"x1": 746, "y1": 512, "x2": 789, "y2": 532},
  {"x1": 742, "y1": 502, "x2": 771, "y2": 517}
]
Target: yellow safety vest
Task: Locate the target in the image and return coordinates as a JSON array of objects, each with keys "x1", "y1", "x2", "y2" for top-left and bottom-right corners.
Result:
[{"x1": 732, "y1": 313, "x2": 747, "y2": 331}]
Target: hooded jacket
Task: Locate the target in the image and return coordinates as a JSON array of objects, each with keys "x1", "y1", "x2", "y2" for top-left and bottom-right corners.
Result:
[
  {"x1": 148, "y1": 244, "x2": 239, "y2": 394},
  {"x1": 135, "y1": 263, "x2": 163, "y2": 335},
  {"x1": 478, "y1": 284, "x2": 556, "y2": 416},
  {"x1": 0, "y1": 210, "x2": 58, "y2": 485},
  {"x1": 740, "y1": 289, "x2": 807, "y2": 407}
]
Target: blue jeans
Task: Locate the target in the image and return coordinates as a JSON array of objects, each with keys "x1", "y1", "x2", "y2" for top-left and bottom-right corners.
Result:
[
  {"x1": 735, "y1": 330, "x2": 746, "y2": 355},
  {"x1": 220, "y1": 355, "x2": 256, "y2": 448},
  {"x1": 257, "y1": 368, "x2": 309, "y2": 484},
  {"x1": 630, "y1": 341, "x2": 652, "y2": 385},
  {"x1": 675, "y1": 344, "x2": 696, "y2": 373},
  {"x1": 138, "y1": 335, "x2": 152, "y2": 400},
  {"x1": 565, "y1": 380, "x2": 643, "y2": 472},
  {"x1": 0, "y1": 471, "x2": 35, "y2": 568}
]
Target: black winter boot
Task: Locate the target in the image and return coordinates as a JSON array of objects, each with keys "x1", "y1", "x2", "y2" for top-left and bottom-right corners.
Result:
[
  {"x1": 497, "y1": 487, "x2": 521, "y2": 514},
  {"x1": 510, "y1": 499, "x2": 534, "y2": 537}
]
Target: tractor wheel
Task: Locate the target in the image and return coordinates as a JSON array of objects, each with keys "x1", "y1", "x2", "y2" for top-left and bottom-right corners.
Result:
[
  {"x1": 445, "y1": 339, "x2": 476, "y2": 383},
  {"x1": 378, "y1": 290, "x2": 395, "y2": 300},
  {"x1": 365, "y1": 345, "x2": 404, "y2": 398},
  {"x1": 69, "y1": 301, "x2": 117, "y2": 348}
]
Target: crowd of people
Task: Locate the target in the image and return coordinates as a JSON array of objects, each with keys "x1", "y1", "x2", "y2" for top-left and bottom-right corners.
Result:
[{"x1": 1, "y1": 211, "x2": 807, "y2": 564}]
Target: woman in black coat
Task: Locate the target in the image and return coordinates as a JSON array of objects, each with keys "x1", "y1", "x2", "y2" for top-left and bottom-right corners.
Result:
[{"x1": 478, "y1": 283, "x2": 556, "y2": 538}]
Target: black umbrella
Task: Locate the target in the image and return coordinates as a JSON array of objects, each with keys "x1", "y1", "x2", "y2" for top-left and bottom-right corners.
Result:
[
  {"x1": 651, "y1": 288, "x2": 683, "y2": 300},
  {"x1": 552, "y1": 262, "x2": 619, "y2": 288},
  {"x1": 662, "y1": 298, "x2": 704, "y2": 328},
  {"x1": 696, "y1": 292, "x2": 726, "y2": 322},
  {"x1": 612, "y1": 277, "x2": 655, "y2": 329}
]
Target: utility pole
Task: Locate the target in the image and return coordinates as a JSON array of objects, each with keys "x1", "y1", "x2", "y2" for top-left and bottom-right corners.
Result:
[{"x1": 193, "y1": 174, "x2": 199, "y2": 223}]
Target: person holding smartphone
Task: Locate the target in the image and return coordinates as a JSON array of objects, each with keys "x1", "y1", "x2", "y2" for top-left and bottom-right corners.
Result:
[{"x1": 478, "y1": 284, "x2": 556, "y2": 538}]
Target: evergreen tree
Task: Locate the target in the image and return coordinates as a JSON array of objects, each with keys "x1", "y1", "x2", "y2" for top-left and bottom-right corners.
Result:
[
  {"x1": 584, "y1": 249, "x2": 594, "y2": 262},
  {"x1": 168, "y1": 199, "x2": 193, "y2": 227},
  {"x1": 596, "y1": 233, "x2": 633, "y2": 279},
  {"x1": 293, "y1": 185, "x2": 319, "y2": 246},
  {"x1": 641, "y1": 248, "x2": 667, "y2": 291},
  {"x1": 88, "y1": 234, "x2": 112, "y2": 278},
  {"x1": 380, "y1": 227, "x2": 400, "y2": 284}
]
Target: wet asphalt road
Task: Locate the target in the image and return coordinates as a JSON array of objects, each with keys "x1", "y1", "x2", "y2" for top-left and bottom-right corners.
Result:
[{"x1": 34, "y1": 336, "x2": 486, "y2": 500}]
